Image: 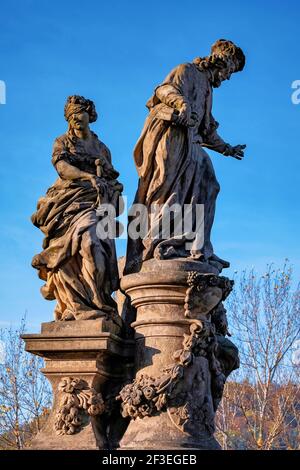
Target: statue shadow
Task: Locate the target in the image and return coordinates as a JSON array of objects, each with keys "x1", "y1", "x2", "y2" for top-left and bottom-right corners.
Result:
[{"x1": 135, "y1": 334, "x2": 161, "y2": 369}]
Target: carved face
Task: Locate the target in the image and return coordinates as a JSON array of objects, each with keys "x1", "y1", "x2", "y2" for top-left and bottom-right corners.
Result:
[
  {"x1": 69, "y1": 111, "x2": 90, "y2": 131},
  {"x1": 189, "y1": 286, "x2": 223, "y2": 318},
  {"x1": 212, "y1": 58, "x2": 237, "y2": 88}
]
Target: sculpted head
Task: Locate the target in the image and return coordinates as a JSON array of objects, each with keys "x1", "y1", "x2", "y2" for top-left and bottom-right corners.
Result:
[
  {"x1": 184, "y1": 272, "x2": 234, "y2": 319},
  {"x1": 194, "y1": 39, "x2": 245, "y2": 88},
  {"x1": 64, "y1": 95, "x2": 98, "y2": 132}
]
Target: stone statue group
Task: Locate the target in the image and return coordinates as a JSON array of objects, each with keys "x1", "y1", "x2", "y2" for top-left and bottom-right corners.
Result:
[
  {"x1": 32, "y1": 39, "x2": 246, "y2": 322},
  {"x1": 30, "y1": 39, "x2": 246, "y2": 449}
]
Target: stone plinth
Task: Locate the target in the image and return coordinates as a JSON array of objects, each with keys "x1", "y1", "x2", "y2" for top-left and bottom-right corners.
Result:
[
  {"x1": 22, "y1": 318, "x2": 134, "y2": 450},
  {"x1": 118, "y1": 259, "x2": 226, "y2": 450}
]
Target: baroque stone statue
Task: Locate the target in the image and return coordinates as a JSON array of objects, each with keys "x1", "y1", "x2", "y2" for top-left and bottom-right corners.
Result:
[
  {"x1": 125, "y1": 39, "x2": 246, "y2": 274},
  {"x1": 24, "y1": 40, "x2": 246, "y2": 450},
  {"x1": 117, "y1": 39, "x2": 245, "y2": 450},
  {"x1": 31, "y1": 95, "x2": 123, "y2": 321}
]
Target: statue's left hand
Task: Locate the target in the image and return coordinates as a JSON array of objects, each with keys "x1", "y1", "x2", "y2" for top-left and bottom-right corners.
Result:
[
  {"x1": 225, "y1": 144, "x2": 246, "y2": 160},
  {"x1": 96, "y1": 178, "x2": 109, "y2": 196},
  {"x1": 90, "y1": 176, "x2": 108, "y2": 195}
]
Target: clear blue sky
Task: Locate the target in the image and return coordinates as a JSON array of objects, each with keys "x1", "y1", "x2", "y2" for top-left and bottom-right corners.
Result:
[{"x1": 0, "y1": 0, "x2": 299, "y2": 330}]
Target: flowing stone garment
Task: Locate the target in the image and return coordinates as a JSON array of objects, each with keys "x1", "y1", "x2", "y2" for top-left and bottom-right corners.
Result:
[
  {"x1": 32, "y1": 130, "x2": 122, "y2": 320},
  {"x1": 125, "y1": 63, "x2": 230, "y2": 274}
]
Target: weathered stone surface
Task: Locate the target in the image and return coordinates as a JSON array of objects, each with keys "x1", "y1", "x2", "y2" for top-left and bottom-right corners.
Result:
[
  {"x1": 125, "y1": 39, "x2": 246, "y2": 275},
  {"x1": 22, "y1": 320, "x2": 134, "y2": 449},
  {"x1": 24, "y1": 318, "x2": 126, "y2": 358},
  {"x1": 31, "y1": 95, "x2": 123, "y2": 321},
  {"x1": 119, "y1": 40, "x2": 245, "y2": 449},
  {"x1": 118, "y1": 259, "x2": 237, "y2": 449},
  {"x1": 24, "y1": 39, "x2": 245, "y2": 450}
]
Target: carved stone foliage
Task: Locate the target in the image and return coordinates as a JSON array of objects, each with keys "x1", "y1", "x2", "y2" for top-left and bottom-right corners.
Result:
[
  {"x1": 54, "y1": 377, "x2": 105, "y2": 435},
  {"x1": 117, "y1": 271, "x2": 238, "y2": 438},
  {"x1": 117, "y1": 319, "x2": 225, "y2": 433},
  {"x1": 167, "y1": 362, "x2": 216, "y2": 435}
]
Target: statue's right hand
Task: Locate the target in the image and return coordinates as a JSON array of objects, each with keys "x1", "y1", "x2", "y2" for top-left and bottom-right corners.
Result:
[
  {"x1": 230, "y1": 144, "x2": 246, "y2": 160},
  {"x1": 177, "y1": 102, "x2": 191, "y2": 126}
]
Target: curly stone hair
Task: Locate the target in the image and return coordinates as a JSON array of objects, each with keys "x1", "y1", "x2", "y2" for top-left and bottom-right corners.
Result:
[
  {"x1": 64, "y1": 95, "x2": 98, "y2": 123},
  {"x1": 193, "y1": 38, "x2": 245, "y2": 72},
  {"x1": 184, "y1": 272, "x2": 234, "y2": 318}
]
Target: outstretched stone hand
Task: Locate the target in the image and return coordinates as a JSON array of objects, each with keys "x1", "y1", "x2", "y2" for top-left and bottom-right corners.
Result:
[{"x1": 224, "y1": 144, "x2": 246, "y2": 160}]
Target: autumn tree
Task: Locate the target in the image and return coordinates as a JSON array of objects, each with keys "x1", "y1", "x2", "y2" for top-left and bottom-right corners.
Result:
[
  {"x1": 0, "y1": 317, "x2": 51, "y2": 449},
  {"x1": 216, "y1": 262, "x2": 300, "y2": 449}
]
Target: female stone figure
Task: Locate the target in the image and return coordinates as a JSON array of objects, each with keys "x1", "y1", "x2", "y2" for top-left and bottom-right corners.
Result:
[
  {"x1": 32, "y1": 95, "x2": 123, "y2": 321},
  {"x1": 125, "y1": 39, "x2": 246, "y2": 274}
]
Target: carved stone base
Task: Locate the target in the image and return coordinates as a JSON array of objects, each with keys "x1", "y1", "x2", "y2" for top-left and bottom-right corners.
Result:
[
  {"x1": 119, "y1": 353, "x2": 221, "y2": 450},
  {"x1": 22, "y1": 318, "x2": 134, "y2": 450},
  {"x1": 118, "y1": 259, "x2": 231, "y2": 450},
  {"x1": 120, "y1": 412, "x2": 220, "y2": 450}
]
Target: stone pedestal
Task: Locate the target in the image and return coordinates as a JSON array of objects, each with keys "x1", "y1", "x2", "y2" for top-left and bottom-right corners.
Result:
[
  {"x1": 22, "y1": 318, "x2": 134, "y2": 449},
  {"x1": 118, "y1": 259, "x2": 230, "y2": 450}
]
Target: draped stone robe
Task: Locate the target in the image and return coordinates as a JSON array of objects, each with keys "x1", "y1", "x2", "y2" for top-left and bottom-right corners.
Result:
[
  {"x1": 125, "y1": 62, "x2": 229, "y2": 274},
  {"x1": 31, "y1": 130, "x2": 121, "y2": 320}
]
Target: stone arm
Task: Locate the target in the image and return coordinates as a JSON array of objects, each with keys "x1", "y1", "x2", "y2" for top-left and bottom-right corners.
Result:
[
  {"x1": 99, "y1": 144, "x2": 121, "y2": 181},
  {"x1": 52, "y1": 138, "x2": 97, "y2": 187},
  {"x1": 154, "y1": 64, "x2": 193, "y2": 126},
  {"x1": 201, "y1": 116, "x2": 246, "y2": 160},
  {"x1": 155, "y1": 83, "x2": 188, "y2": 112},
  {"x1": 201, "y1": 124, "x2": 228, "y2": 155},
  {"x1": 55, "y1": 160, "x2": 94, "y2": 182}
]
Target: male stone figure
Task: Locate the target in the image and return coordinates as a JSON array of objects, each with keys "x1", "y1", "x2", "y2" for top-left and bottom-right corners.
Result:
[
  {"x1": 32, "y1": 95, "x2": 123, "y2": 320},
  {"x1": 125, "y1": 39, "x2": 246, "y2": 274}
]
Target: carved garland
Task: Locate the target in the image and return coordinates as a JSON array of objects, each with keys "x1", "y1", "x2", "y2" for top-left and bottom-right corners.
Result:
[
  {"x1": 117, "y1": 319, "x2": 221, "y2": 420},
  {"x1": 117, "y1": 272, "x2": 233, "y2": 422},
  {"x1": 54, "y1": 377, "x2": 105, "y2": 435}
]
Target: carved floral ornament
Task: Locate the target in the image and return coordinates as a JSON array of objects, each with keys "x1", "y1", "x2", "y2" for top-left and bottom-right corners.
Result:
[
  {"x1": 115, "y1": 321, "x2": 205, "y2": 421},
  {"x1": 54, "y1": 377, "x2": 105, "y2": 435},
  {"x1": 116, "y1": 272, "x2": 234, "y2": 432},
  {"x1": 54, "y1": 272, "x2": 234, "y2": 436},
  {"x1": 117, "y1": 319, "x2": 224, "y2": 430}
]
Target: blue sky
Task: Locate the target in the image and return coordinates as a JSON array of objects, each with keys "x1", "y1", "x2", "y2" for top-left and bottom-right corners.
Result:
[{"x1": 0, "y1": 0, "x2": 299, "y2": 330}]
